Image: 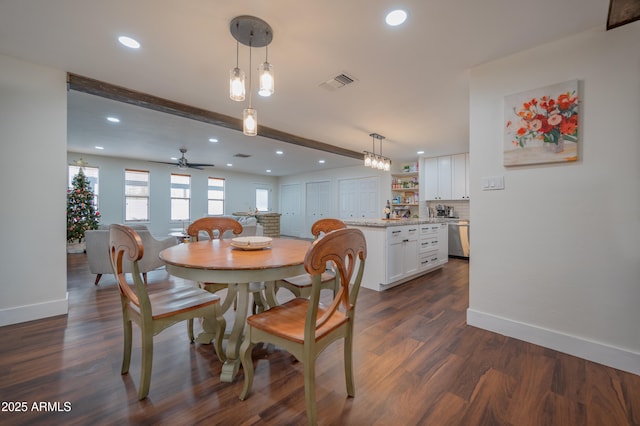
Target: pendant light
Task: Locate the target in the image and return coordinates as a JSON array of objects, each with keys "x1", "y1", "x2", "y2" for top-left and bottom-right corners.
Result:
[
  {"x1": 229, "y1": 16, "x2": 274, "y2": 137},
  {"x1": 258, "y1": 42, "x2": 274, "y2": 97},
  {"x1": 243, "y1": 38, "x2": 257, "y2": 136},
  {"x1": 229, "y1": 37, "x2": 245, "y2": 101},
  {"x1": 363, "y1": 133, "x2": 391, "y2": 171}
]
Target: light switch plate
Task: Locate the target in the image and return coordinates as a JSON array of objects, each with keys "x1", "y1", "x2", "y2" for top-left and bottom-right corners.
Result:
[{"x1": 481, "y1": 176, "x2": 505, "y2": 190}]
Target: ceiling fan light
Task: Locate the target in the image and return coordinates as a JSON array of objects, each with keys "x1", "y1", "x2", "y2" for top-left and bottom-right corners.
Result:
[
  {"x1": 230, "y1": 67, "x2": 245, "y2": 101},
  {"x1": 258, "y1": 61, "x2": 274, "y2": 97},
  {"x1": 243, "y1": 107, "x2": 257, "y2": 136}
]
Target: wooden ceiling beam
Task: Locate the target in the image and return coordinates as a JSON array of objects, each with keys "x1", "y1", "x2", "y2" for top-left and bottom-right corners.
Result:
[{"x1": 67, "y1": 73, "x2": 364, "y2": 161}]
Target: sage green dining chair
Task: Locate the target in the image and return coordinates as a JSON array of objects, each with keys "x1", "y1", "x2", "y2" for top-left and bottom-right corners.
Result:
[
  {"x1": 109, "y1": 224, "x2": 226, "y2": 400},
  {"x1": 185, "y1": 217, "x2": 266, "y2": 343},
  {"x1": 239, "y1": 227, "x2": 367, "y2": 425},
  {"x1": 276, "y1": 218, "x2": 346, "y2": 298}
]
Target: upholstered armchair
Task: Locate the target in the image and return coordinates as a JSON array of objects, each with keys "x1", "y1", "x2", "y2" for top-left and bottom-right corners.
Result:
[{"x1": 85, "y1": 225, "x2": 177, "y2": 285}]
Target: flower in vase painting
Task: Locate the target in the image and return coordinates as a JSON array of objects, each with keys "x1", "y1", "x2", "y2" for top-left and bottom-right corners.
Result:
[{"x1": 506, "y1": 90, "x2": 579, "y2": 148}]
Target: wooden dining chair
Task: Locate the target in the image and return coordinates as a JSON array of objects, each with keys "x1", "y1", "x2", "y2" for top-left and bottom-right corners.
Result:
[
  {"x1": 239, "y1": 227, "x2": 367, "y2": 425},
  {"x1": 185, "y1": 217, "x2": 266, "y2": 342},
  {"x1": 276, "y1": 218, "x2": 346, "y2": 298},
  {"x1": 109, "y1": 224, "x2": 226, "y2": 400}
]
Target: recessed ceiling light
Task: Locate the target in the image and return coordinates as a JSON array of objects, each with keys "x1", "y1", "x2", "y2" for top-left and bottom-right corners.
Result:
[
  {"x1": 386, "y1": 10, "x2": 407, "y2": 26},
  {"x1": 275, "y1": 150, "x2": 283, "y2": 155},
  {"x1": 95, "y1": 146, "x2": 104, "y2": 150},
  {"x1": 417, "y1": 150, "x2": 425, "y2": 155},
  {"x1": 106, "y1": 116, "x2": 120, "y2": 123},
  {"x1": 171, "y1": 157, "x2": 178, "y2": 160},
  {"x1": 226, "y1": 163, "x2": 233, "y2": 167},
  {"x1": 266, "y1": 169, "x2": 272, "y2": 173},
  {"x1": 118, "y1": 36, "x2": 140, "y2": 49},
  {"x1": 209, "y1": 138, "x2": 218, "y2": 143},
  {"x1": 318, "y1": 160, "x2": 326, "y2": 164}
]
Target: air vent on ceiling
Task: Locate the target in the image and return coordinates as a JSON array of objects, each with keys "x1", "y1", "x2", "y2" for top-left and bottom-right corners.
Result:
[
  {"x1": 319, "y1": 72, "x2": 358, "y2": 91},
  {"x1": 233, "y1": 153, "x2": 251, "y2": 158}
]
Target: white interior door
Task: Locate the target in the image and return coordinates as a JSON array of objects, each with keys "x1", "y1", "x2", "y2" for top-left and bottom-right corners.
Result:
[{"x1": 280, "y1": 183, "x2": 303, "y2": 237}]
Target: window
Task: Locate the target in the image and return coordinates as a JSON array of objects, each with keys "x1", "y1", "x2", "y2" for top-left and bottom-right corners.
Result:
[
  {"x1": 256, "y1": 187, "x2": 269, "y2": 212},
  {"x1": 171, "y1": 174, "x2": 191, "y2": 221},
  {"x1": 125, "y1": 169, "x2": 150, "y2": 222},
  {"x1": 68, "y1": 165, "x2": 99, "y2": 209},
  {"x1": 208, "y1": 177, "x2": 225, "y2": 215}
]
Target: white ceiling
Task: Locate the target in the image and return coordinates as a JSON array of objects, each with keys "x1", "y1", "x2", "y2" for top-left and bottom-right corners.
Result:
[{"x1": 0, "y1": 0, "x2": 608, "y2": 176}]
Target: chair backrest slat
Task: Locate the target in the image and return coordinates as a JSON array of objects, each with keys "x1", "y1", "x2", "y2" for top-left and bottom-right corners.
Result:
[
  {"x1": 304, "y1": 228, "x2": 366, "y2": 330},
  {"x1": 187, "y1": 217, "x2": 243, "y2": 241},
  {"x1": 109, "y1": 224, "x2": 148, "y2": 308}
]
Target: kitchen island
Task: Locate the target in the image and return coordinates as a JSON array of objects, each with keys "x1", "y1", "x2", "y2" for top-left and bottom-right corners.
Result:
[{"x1": 344, "y1": 218, "x2": 448, "y2": 291}]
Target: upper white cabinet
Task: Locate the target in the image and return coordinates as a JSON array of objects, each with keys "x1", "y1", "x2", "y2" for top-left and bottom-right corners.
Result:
[
  {"x1": 422, "y1": 153, "x2": 470, "y2": 201},
  {"x1": 452, "y1": 153, "x2": 470, "y2": 200},
  {"x1": 423, "y1": 156, "x2": 452, "y2": 200}
]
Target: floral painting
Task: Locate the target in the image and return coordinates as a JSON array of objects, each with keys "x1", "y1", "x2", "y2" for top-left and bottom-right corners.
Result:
[{"x1": 504, "y1": 80, "x2": 579, "y2": 166}]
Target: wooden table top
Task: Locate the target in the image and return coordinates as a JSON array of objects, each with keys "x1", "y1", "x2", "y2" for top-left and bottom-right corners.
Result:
[{"x1": 159, "y1": 238, "x2": 311, "y2": 271}]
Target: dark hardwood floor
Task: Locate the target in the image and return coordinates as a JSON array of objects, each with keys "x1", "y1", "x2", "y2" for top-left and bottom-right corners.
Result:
[{"x1": 1, "y1": 254, "x2": 638, "y2": 425}]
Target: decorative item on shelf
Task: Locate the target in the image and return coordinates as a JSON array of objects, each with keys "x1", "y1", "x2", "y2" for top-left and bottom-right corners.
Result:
[
  {"x1": 229, "y1": 16, "x2": 274, "y2": 136},
  {"x1": 363, "y1": 132, "x2": 391, "y2": 171},
  {"x1": 384, "y1": 200, "x2": 391, "y2": 219}
]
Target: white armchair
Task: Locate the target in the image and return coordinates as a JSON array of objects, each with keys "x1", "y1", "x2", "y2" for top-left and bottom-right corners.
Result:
[{"x1": 85, "y1": 225, "x2": 177, "y2": 285}]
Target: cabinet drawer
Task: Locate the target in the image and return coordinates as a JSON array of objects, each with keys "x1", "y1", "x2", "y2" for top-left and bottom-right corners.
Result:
[
  {"x1": 420, "y1": 224, "x2": 441, "y2": 236},
  {"x1": 419, "y1": 249, "x2": 439, "y2": 270},
  {"x1": 387, "y1": 227, "x2": 406, "y2": 243},
  {"x1": 419, "y1": 236, "x2": 439, "y2": 252}
]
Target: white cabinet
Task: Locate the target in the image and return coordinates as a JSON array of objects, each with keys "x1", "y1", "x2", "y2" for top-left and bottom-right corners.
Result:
[
  {"x1": 422, "y1": 153, "x2": 470, "y2": 201},
  {"x1": 385, "y1": 225, "x2": 419, "y2": 283},
  {"x1": 452, "y1": 153, "x2": 470, "y2": 200},
  {"x1": 350, "y1": 222, "x2": 448, "y2": 292},
  {"x1": 418, "y1": 223, "x2": 448, "y2": 270},
  {"x1": 424, "y1": 156, "x2": 452, "y2": 200}
]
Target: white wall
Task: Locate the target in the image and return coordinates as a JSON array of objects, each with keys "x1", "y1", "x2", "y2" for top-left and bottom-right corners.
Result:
[
  {"x1": 468, "y1": 23, "x2": 640, "y2": 374},
  {"x1": 66, "y1": 152, "x2": 278, "y2": 236},
  {"x1": 0, "y1": 54, "x2": 68, "y2": 325}
]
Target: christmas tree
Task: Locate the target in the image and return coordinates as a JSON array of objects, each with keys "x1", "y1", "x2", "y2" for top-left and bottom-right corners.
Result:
[{"x1": 67, "y1": 168, "x2": 100, "y2": 243}]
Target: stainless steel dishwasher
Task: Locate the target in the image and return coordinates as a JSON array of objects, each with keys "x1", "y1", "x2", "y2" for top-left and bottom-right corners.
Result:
[{"x1": 448, "y1": 220, "x2": 470, "y2": 258}]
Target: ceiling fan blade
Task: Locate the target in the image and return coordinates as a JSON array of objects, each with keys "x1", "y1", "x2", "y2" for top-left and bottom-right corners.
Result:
[
  {"x1": 187, "y1": 163, "x2": 214, "y2": 167},
  {"x1": 188, "y1": 165, "x2": 204, "y2": 170},
  {"x1": 150, "y1": 161, "x2": 179, "y2": 166}
]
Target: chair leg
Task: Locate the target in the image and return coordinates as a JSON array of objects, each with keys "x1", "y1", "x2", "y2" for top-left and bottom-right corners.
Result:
[
  {"x1": 238, "y1": 334, "x2": 255, "y2": 400},
  {"x1": 121, "y1": 318, "x2": 132, "y2": 375},
  {"x1": 94, "y1": 274, "x2": 102, "y2": 286},
  {"x1": 138, "y1": 327, "x2": 154, "y2": 400},
  {"x1": 187, "y1": 319, "x2": 194, "y2": 343},
  {"x1": 344, "y1": 328, "x2": 355, "y2": 397},
  {"x1": 303, "y1": 357, "x2": 318, "y2": 426}
]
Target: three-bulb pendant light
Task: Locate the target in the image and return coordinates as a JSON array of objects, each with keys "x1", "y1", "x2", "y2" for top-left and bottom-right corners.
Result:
[
  {"x1": 364, "y1": 133, "x2": 391, "y2": 171},
  {"x1": 229, "y1": 16, "x2": 274, "y2": 136}
]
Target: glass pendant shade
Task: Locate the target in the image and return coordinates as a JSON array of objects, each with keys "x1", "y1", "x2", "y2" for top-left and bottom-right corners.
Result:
[
  {"x1": 230, "y1": 67, "x2": 245, "y2": 101},
  {"x1": 364, "y1": 153, "x2": 372, "y2": 167},
  {"x1": 243, "y1": 107, "x2": 258, "y2": 136},
  {"x1": 258, "y1": 62, "x2": 274, "y2": 97}
]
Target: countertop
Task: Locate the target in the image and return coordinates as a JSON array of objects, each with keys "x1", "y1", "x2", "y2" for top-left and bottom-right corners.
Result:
[{"x1": 344, "y1": 218, "x2": 457, "y2": 228}]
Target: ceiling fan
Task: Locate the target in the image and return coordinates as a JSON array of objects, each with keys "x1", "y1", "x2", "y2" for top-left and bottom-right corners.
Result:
[{"x1": 153, "y1": 148, "x2": 214, "y2": 170}]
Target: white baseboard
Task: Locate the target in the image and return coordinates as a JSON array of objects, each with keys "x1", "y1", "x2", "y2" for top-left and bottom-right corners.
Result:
[
  {"x1": 0, "y1": 293, "x2": 68, "y2": 327},
  {"x1": 467, "y1": 308, "x2": 640, "y2": 376}
]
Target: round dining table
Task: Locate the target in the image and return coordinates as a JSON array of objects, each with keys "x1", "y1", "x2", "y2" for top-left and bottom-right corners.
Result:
[{"x1": 159, "y1": 237, "x2": 311, "y2": 382}]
